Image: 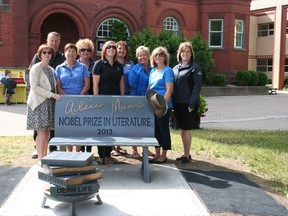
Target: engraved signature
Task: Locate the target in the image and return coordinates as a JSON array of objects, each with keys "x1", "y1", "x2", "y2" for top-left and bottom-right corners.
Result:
[
  {"x1": 65, "y1": 100, "x2": 104, "y2": 115},
  {"x1": 111, "y1": 98, "x2": 144, "y2": 115}
]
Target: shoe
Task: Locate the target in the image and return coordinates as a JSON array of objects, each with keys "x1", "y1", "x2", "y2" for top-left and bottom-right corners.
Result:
[
  {"x1": 149, "y1": 157, "x2": 157, "y2": 163},
  {"x1": 6, "y1": 98, "x2": 11, "y2": 105},
  {"x1": 131, "y1": 151, "x2": 141, "y2": 158},
  {"x1": 116, "y1": 148, "x2": 127, "y2": 155},
  {"x1": 111, "y1": 150, "x2": 121, "y2": 156},
  {"x1": 181, "y1": 157, "x2": 190, "y2": 164},
  {"x1": 153, "y1": 158, "x2": 167, "y2": 164},
  {"x1": 176, "y1": 154, "x2": 192, "y2": 161},
  {"x1": 142, "y1": 150, "x2": 156, "y2": 157},
  {"x1": 31, "y1": 149, "x2": 38, "y2": 159},
  {"x1": 96, "y1": 157, "x2": 116, "y2": 165}
]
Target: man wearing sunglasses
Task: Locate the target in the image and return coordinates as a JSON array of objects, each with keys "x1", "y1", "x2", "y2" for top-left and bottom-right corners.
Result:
[{"x1": 28, "y1": 31, "x2": 65, "y2": 159}]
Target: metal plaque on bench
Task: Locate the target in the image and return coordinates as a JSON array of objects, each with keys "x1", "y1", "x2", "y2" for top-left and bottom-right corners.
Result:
[{"x1": 54, "y1": 95, "x2": 155, "y2": 137}]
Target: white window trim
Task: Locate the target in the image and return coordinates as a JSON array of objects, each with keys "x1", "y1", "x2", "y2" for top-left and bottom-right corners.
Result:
[
  {"x1": 209, "y1": 19, "x2": 223, "y2": 48},
  {"x1": 163, "y1": 17, "x2": 179, "y2": 36},
  {"x1": 234, "y1": 19, "x2": 244, "y2": 49}
]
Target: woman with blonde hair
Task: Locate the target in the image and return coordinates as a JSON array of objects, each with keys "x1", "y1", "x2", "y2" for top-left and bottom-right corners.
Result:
[
  {"x1": 148, "y1": 46, "x2": 174, "y2": 163},
  {"x1": 173, "y1": 41, "x2": 202, "y2": 164}
]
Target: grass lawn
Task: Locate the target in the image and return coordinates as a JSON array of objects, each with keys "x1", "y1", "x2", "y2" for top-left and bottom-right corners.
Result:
[{"x1": 0, "y1": 129, "x2": 287, "y2": 197}]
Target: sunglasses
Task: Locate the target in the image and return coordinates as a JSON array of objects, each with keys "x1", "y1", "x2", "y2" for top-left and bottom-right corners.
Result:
[
  {"x1": 42, "y1": 51, "x2": 52, "y2": 55},
  {"x1": 106, "y1": 44, "x2": 117, "y2": 50},
  {"x1": 80, "y1": 48, "x2": 92, "y2": 52},
  {"x1": 155, "y1": 52, "x2": 165, "y2": 57}
]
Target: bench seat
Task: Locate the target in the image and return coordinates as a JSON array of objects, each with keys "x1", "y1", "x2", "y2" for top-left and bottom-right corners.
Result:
[
  {"x1": 49, "y1": 136, "x2": 159, "y2": 147},
  {"x1": 49, "y1": 136, "x2": 159, "y2": 183}
]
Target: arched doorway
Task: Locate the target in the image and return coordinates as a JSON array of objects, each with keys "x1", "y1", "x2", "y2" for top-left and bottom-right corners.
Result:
[{"x1": 40, "y1": 13, "x2": 79, "y2": 52}]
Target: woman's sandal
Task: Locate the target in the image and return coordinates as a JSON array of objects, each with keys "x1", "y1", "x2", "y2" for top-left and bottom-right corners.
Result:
[
  {"x1": 131, "y1": 151, "x2": 141, "y2": 158},
  {"x1": 111, "y1": 150, "x2": 121, "y2": 156},
  {"x1": 116, "y1": 148, "x2": 127, "y2": 155}
]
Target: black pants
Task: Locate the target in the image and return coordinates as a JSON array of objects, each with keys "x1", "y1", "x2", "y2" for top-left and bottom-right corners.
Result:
[
  {"x1": 33, "y1": 130, "x2": 57, "y2": 151},
  {"x1": 97, "y1": 146, "x2": 112, "y2": 158},
  {"x1": 81, "y1": 146, "x2": 92, "y2": 152}
]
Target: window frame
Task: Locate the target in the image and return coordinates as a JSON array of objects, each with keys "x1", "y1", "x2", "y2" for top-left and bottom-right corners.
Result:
[
  {"x1": 256, "y1": 59, "x2": 273, "y2": 72},
  {"x1": 234, "y1": 19, "x2": 245, "y2": 49},
  {"x1": 163, "y1": 16, "x2": 179, "y2": 36},
  {"x1": 257, "y1": 23, "x2": 274, "y2": 37},
  {"x1": 209, "y1": 19, "x2": 224, "y2": 48},
  {"x1": 96, "y1": 18, "x2": 130, "y2": 55}
]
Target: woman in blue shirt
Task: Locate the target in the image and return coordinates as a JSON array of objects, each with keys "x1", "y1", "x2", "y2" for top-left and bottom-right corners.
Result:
[
  {"x1": 54, "y1": 43, "x2": 90, "y2": 152},
  {"x1": 148, "y1": 46, "x2": 174, "y2": 163},
  {"x1": 128, "y1": 45, "x2": 153, "y2": 158}
]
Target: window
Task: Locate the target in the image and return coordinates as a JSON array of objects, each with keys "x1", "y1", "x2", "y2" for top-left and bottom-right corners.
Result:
[
  {"x1": 258, "y1": 23, "x2": 274, "y2": 37},
  {"x1": 286, "y1": 22, "x2": 288, "y2": 34},
  {"x1": 96, "y1": 18, "x2": 130, "y2": 54},
  {"x1": 0, "y1": 0, "x2": 10, "y2": 11},
  {"x1": 97, "y1": 18, "x2": 129, "y2": 39},
  {"x1": 234, "y1": 20, "x2": 244, "y2": 49},
  {"x1": 209, "y1": 19, "x2": 223, "y2": 48},
  {"x1": 163, "y1": 17, "x2": 179, "y2": 35},
  {"x1": 257, "y1": 59, "x2": 273, "y2": 72},
  {"x1": 285, "y1": 58, "x2": 288, "y2": 72}
]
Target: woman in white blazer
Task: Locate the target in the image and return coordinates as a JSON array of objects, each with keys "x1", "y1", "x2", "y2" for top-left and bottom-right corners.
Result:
[{"x1": 27, "y1": 44, "x2": 60, "y2": 163}]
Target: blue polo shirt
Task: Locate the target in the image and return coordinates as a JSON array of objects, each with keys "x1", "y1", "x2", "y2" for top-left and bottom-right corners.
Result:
[
  {"x1": 149, "y1": 65, "x2": 174, "y2": 108},
  {"x1": 55, "y1": 61, "x2": 90, "y2": 95}
]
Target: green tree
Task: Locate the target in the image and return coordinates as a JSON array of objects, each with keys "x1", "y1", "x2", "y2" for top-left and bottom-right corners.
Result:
[
  {"x1": 129, "y1": 28, "x2": 215, "y2": 84},
  {"x1": 189, "y1": 33, "x2": 215, "y2": 84},
  {"x1": 129, "y1": 28, "x2": 158, "y2": 62},
  {"x1": 110, "y1": 20, "x2": 129, "y2": 42}
]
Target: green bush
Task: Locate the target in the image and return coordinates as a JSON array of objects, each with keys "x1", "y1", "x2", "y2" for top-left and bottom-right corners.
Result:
[
  {"x1": 129, "y1": 29, "x2": 215, "y2": 85},
  {"x1": 211, "y1": 74, "x2": 226, "y2": 86},
  {"x1": 284, "y1": 77, "x2": 288, "y2": 85},
  {"x1": 249, "y1": 70, "x2": 259, "y2": 86},
  {"x1": 257, "y1": 71, "x2": 268, "y2": 86},
  {"x1": 198, "y1": 95, "x2": 208, "y2": 114},
  {"x1": 235, "y1": 70, "x2": 251, "y2": 86}
]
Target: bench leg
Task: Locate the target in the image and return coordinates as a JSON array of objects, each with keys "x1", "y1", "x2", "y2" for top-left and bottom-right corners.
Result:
[
  {"x1": 41, "y1": 197, "x2": 48, "y2": 208},
  {"x1": 142, "y1": 146, "x2": 151, "y2": 183},
  {"x1": 95, "y1": 193, "x2": 103, "y2": 205},
  {"x1": 69, "y1": 202, "x2": 76, "y2": 216}
]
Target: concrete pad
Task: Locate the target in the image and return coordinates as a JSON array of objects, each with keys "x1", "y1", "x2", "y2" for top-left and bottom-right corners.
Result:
[{"x1": 0, "y1": 164, "x2": 209, "y2": 216}]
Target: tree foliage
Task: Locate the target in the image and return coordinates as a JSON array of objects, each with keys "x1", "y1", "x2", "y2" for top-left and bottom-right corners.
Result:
[{"x1": 129, "y1": 28, "x2": 215, "y2": 84}]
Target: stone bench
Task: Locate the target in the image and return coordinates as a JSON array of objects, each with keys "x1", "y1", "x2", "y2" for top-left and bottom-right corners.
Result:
[{"x1": 49, "y1": 95, "x2": 159, "y2": 183}]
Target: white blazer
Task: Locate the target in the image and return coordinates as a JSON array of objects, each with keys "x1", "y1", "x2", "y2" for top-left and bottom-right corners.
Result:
[{"x1": 27, "y1": 62, "x2": 56, "y2": 110}]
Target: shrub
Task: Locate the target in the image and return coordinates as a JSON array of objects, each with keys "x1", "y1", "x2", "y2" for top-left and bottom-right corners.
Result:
[
  {"x1": 284, "y1": 77, "x2": 288, "y2": 85},
  {"x1": 235, "y1": 70, "x2": 251, "y2": 86},
  {"x1": 257, "y1": 71, "x2": 268, "y2": 86},
  {"x1": 198, "y1": 95, "x2": 208, "y2": 114},
  {"x1": 249, "y1": 70, "x2": 259, "y2": 86},
  {"x1": 211, "y1": 74, "x2": 226, "y2": 86}
]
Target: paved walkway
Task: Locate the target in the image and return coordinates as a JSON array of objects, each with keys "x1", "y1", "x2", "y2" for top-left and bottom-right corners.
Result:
[{"x1": 0, "y1": 92, "x2": 287, "y2": 215}]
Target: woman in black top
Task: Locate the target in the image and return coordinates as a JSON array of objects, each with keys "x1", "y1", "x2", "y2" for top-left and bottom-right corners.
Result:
[
  {"x1": 172, "y1": 42, "x2": 202, "y2": 164},
  {"x1": 92, "y1": 40, "x2": 124, "y2": 164}
]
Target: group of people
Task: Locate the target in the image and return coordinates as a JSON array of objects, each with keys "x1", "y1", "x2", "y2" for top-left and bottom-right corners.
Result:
[{"x1": 26, "y1": 31, "x2": 202, "y2": 165}]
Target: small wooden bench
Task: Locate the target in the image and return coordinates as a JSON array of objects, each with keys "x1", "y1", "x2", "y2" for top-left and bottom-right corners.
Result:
[
  {"x1": 49, "y1": 95, "x2": 159, "y2": 183},
  {"x1": 269, "y1": 87, "x2": 278, "y2": 95}
]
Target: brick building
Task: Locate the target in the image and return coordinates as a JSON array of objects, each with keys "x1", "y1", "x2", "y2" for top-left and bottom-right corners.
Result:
[
  {"x1": 0, "y1": 0, "x2": 252, "y2": 84},
  {"x1": 249, "y1": 0, "x2": 288, "y2": 89}
]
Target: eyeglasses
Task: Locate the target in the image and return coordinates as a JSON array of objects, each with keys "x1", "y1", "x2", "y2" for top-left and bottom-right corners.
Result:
[
  {"x1": 80, "y1": 48, "x2": 92, "y2": 52},
  {"x1": 155, "y1": 52, "x2": 165, "y2": 57},
  {"x1": 42, "y1": 51, "x2": 52, "y2": 55},
  {"x1": 106, "y1": 44, "x2": 117, "y2": 50}
]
